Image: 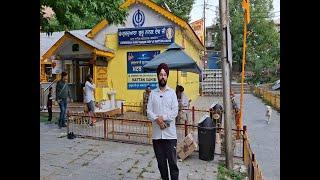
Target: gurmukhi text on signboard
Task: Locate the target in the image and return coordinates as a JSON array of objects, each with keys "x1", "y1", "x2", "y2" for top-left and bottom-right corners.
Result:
[{"x1": 119, "y1": 26, "x2": 174, "y2": 46}]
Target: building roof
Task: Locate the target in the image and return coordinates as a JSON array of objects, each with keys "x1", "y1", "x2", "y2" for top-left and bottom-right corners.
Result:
[
  {"x1": 190, "y1": 18, "x2": 204, "y2": 25},
  {"x1": 40, "y1": 29, "x2": 90, "y2": 57},
  {"x1": 69, "y1": 31, "x2": 114, "y2": 53},
  {"x1": 41, "y1": 29, "x2": 114, "y2": 61}
]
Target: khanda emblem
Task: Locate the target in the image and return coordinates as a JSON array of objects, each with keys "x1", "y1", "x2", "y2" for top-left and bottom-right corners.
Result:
[{"x1": 133, "y1": 9, "x2": 145, "y2": 27}]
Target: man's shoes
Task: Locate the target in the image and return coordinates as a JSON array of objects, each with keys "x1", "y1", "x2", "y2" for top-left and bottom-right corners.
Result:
[
  {"x1": 89, "y1": 122, "x2": 94, "y2": 126},
  {"x1": 67, "y1": 132, "x2": 76, "y2": 139},
  {"x1": 61, "y1": 124, "x2": 67, "y2": 127}
]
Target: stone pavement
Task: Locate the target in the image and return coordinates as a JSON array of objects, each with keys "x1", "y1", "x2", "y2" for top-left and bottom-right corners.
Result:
[
  {"x1": 191, "y1": 94, "x2": 280, "y2": 179},
  {"x1": 235, "y1": 94, "x2": 280, "y2": 180},
  {"x1": 40, "y1": 122, "x2": 224, "y2": 180}
]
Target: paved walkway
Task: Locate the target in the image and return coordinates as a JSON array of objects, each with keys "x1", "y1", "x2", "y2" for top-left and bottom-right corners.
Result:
[
  {"x1": 235, "y1": 94, "x2": 280, "y2": 180},
  {"x1": 191, "y1": 94, "x2": 280, "y2": 180},
  {"x1": 40, "y1": 122, "x2": 225, "y2": 180}
]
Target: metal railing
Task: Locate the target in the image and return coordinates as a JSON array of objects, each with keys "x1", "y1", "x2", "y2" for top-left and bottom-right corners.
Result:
[
  {"x1": 253, "y1": 86, "x2": 280, "y2": 111},
  {"x1": 67, "y1": 111, "x2": 244, "y2": 157},
  {"x1": 243, "y1": 125, "x2": 264, "y2": 180},
  {"x1": 67, "y1": 112, "x2": 152, "y2": 144},
  {"x1": 40, "y1": 80, "x2": 57, "y2": 111},
  {"x1": 67, "y1": 105, "x2": 242, "y2": 155},
  {"x1": 66, "y1": 104, "x2": 263, "y2": 180}
]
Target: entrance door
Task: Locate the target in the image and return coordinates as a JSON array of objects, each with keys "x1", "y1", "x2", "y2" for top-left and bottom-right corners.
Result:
[{"x1": 74, "y1": 60, "x2": 92, "y2": 102}]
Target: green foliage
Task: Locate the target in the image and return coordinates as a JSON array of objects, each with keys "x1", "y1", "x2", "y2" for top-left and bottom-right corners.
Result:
[
  {"x1": 218, "y1": 164, "x2": 247, "y2": 180},
  {"x1": 41, "y1": 0, "x2": 196, "y2": 34},
  {"x1": 153, "y1": 0, "x2": 195, "y2": 22},
  {"x1": 213, "y1": 0, "x2": 280, "y2": 83},
  {"x1": 40, "y1": 0, "x2": 128, "y2": 32}
]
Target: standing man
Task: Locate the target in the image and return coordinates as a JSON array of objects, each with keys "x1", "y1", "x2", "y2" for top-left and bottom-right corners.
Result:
[
  {"x1": 84, "y1": 74, "x2": 96, "y2": 126},
  {"x1": 47, "y1": 87, "x2": 53, "y2": 122},
  {"x1": 147, "y1": 63, "x2": 179, "y2": 180},
  {"x1": 178, "y1": 85, "x2": 191, "y2": 124},
  {"x1": 56, "y1": 72, "x2": 72, "y2": 128},
  {"x1": 142, "y1": 85, "x2": 151, "y2": 116}
]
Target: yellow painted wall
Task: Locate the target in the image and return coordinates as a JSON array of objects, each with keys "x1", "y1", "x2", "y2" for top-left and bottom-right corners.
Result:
[{"x1": 103, "y1": 28, "x2": 202, "y2": 104}]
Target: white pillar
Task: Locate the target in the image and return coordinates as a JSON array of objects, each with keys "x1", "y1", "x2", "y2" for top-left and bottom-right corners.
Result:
[{"x1": 108, "y1": 90, "x2": 116, "y2": 109}]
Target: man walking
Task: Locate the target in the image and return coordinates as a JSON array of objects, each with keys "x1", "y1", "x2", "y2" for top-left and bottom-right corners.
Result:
[
  {"x1": 84, "y1": 74, "x2": 96, "y2": 126},
  {"x1": 56, "y1": 72, "x2": 72, "y2": 128},
  {"x1": 147, "y1": 63, "x2": 179, "y2": 180}
]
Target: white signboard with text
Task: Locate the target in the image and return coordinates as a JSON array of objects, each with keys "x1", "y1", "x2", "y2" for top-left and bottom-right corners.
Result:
[{"x1": 52, "y1": 60, "x2": 62, "y2": 74}]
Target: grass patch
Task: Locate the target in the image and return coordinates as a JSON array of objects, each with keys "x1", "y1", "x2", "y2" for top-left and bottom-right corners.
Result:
[
  {"x1": 122, "y1": 157, "x2": 133, "y2": 163},
  {"x1": 133, "y1": 160, "x2": 139, "y2": 166},
  {"x1": 127, "y1": 160, "x2": 140, "y2": 173},
  {"x1": 40, "y1": 114, "x2": 49, "y2": 122},
  {"x1": 138, "y1": 167, "x2": 148, "y2": 178},
  {"x1": 57, "y1": 134, "x2": 67, "y2": 138},
  {"x1": 82, "y1": 162, "x2": 89, "y2": 166},
  {"x1": 217, "y1": 163, "x2": 247, "y2": 180},
  {"x1": 147, "y1": 160, "x2": 153, "y2": 168},
  {"x1": 137, "y1": 150, "x2": 150, "y2": 156},
  {"x1": 40, "y1": 113, "x2": 59, "y2": 123}
]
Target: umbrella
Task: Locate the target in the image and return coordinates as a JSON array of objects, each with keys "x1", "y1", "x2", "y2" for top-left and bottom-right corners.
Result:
[{"x1": 143, "y1": 43, "x2": 201, "y2": 84}]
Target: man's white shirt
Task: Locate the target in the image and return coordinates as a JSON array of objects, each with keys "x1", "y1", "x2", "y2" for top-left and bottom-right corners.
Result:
[
  {"x1": 147, "y1": 86, "x2": 179, "y2": 139},
  {"x1": 84, "y1": 81, "x2": 95, "y2": 103}
]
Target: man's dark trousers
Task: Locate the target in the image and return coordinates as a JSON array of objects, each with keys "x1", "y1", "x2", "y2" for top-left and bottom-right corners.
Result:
[{"x1": 152, "y1": 139, "x2": 179, "y2": 180}]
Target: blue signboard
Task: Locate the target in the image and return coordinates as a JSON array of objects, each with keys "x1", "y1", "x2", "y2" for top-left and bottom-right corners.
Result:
[
  {"x1": 127, "y1": 51, "x2": 160, "y2": 89},
  {"x1": 119, "y1": 26, "x2": 175, "y2": 46}
]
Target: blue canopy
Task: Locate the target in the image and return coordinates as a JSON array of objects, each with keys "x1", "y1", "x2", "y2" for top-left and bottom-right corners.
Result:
[{"x1": 143, "y1": 43, "x2": 201, "y2": 74}]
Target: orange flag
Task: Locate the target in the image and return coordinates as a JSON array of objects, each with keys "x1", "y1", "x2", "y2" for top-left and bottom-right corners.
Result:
[{"x1": 242, "y1": 0, "x2": 251, "y2": 24}]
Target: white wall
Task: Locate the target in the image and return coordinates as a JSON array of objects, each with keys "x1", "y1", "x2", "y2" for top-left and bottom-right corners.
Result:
[{"x1": 58, "y1": 39, "x2": 91, "y2": 56}]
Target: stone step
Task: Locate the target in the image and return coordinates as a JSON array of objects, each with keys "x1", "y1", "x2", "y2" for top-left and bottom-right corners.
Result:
[
  {"x1": 231, "y1": 84, "x2": 251, "y2": 88},
  {"x1": 231, "y1": 83, "x2": 253, "y2": 94},
  {"x1": 232, "y1": 88, "x2": 251, "y2": 91}
]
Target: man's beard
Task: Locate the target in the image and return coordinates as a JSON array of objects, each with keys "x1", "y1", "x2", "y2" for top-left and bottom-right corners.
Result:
[{"x1": 158, "y1": 78, "x2": 167, "y2": 87}]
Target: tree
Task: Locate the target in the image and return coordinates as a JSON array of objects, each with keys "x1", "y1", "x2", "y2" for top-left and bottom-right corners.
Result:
[
  {"x1": 40, "y1": 0, "x2": 128, "y2": 32},
  {"x1": 153, "y1": 0, "x2": 195, "y2": 22},
  {"x1": 213, "y1": 0, "x2": 280, "y2": 83}
]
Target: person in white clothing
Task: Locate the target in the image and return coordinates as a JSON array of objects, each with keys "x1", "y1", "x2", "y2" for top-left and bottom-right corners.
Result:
[
  {"x1": 147, "y1": 63, "x2": 179, "y2": 180},
  {"x1": 84, "y1": 74, "x2": 96, "y2": 126},
  {"x1": 180, "y1": 86, "x2": 191, "y2": 123},
  {"x1": 176, "y1": 85, "x2": 191, "y2": 124}
]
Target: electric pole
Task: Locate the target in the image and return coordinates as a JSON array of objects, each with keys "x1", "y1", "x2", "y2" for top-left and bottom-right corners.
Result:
[
  {"x1": 203, "y1": 0, "x2": 206, "y2": 46},
  {"x1": 219, "y1": 0, "x2": 234, "y2": 169},
  {"x1": 203, "y1": 0, "x2": 206, "y2": 68}
]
